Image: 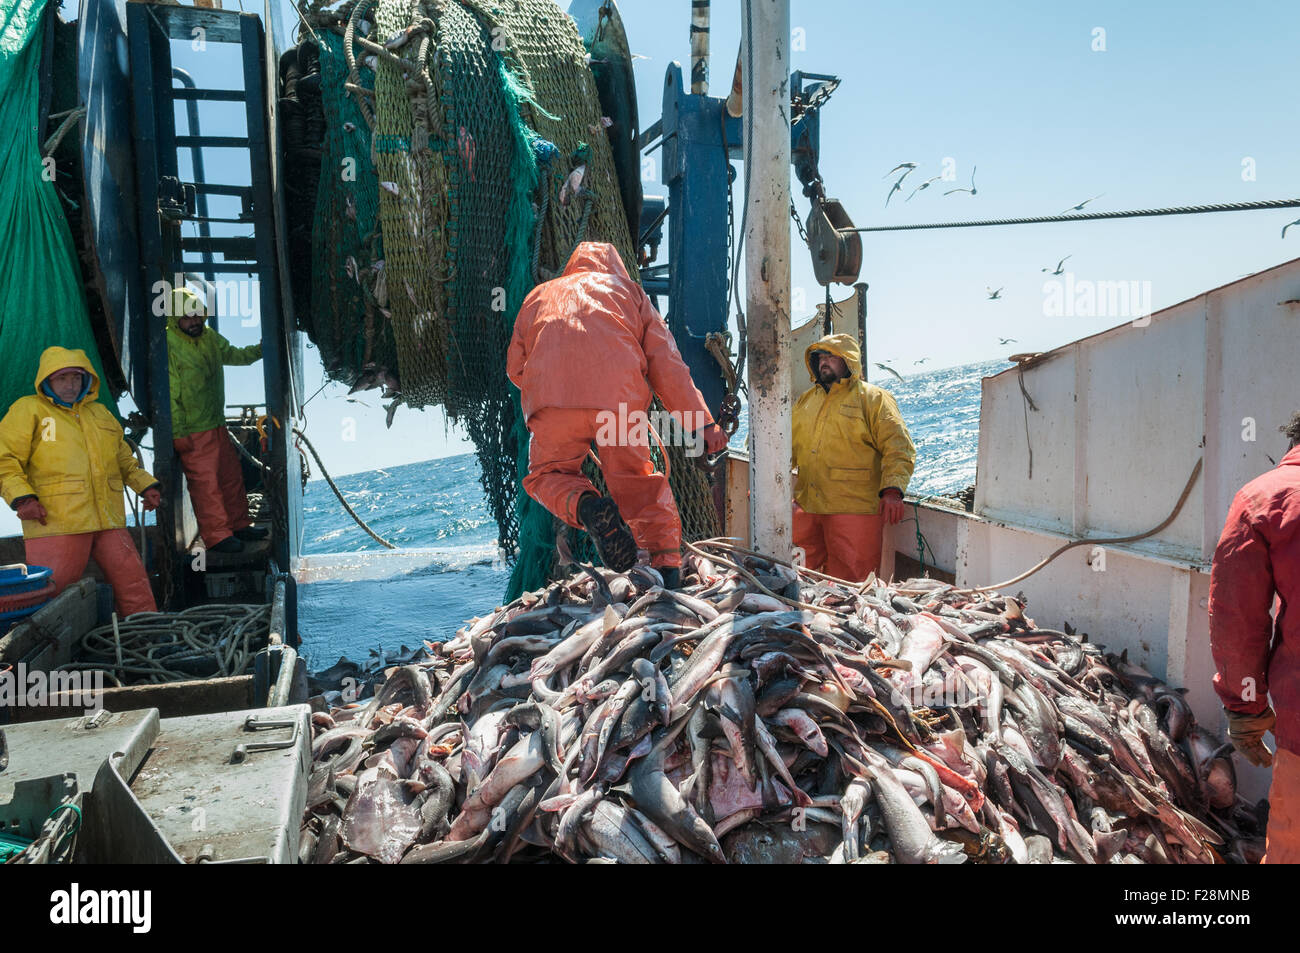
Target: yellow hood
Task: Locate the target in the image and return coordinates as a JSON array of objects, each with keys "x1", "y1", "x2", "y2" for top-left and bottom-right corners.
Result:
[
  {"x1": 165, "y1": 287, "x2": 208, "y2": 333},
  {"x1": 804, "y1": 333, "x2": 863, "y2": 384},
  {"x1": 34, "y1": 346, "x2": 100, "y2": 404}
]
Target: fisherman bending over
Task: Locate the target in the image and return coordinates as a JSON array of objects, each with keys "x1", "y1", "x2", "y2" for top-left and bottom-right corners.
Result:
[
  {"x1": 507, "y1": 242, "x2": 727, "y2": 589},
  {"x1": 791, "y1": 334, "x2": 915, "y2": 582}
]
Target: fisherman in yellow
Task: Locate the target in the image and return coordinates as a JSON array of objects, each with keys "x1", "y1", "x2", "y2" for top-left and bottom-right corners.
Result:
[
  {"x1": 0, "y1": 347, "x2": 162, "y2": 615},
  {"x1": 791, "y1": 333, "x2": 915, "y2": 582},
  {"x1": 167, "y1": 288, "x2": 264, "y2": 554}
]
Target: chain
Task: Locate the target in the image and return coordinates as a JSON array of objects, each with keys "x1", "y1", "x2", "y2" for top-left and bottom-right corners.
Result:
[
  {"x1": 792, "y1": 77, "x2": 839, "y2": 120},
  {"x1": 790, "y1": 198, "x2": 808, "y2": 244}
]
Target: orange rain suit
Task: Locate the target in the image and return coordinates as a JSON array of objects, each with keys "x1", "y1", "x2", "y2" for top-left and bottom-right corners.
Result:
[
  {"x1": 507, "y1": 242, "x2": 714, "y2": 569},
  {"x1": 0, "y1": 347, "x2": 158, "y2": 616},
  {"x1": 173, "y1": 427, "x2": 252, "y2": 548},
  {"x1": 1209, "y1": 444, "x2": 1300, "y2": 863}
]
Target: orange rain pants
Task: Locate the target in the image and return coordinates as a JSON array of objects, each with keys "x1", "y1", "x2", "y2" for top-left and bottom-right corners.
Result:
[
  {"x1": 523, "y1": 406, "x2": 683, "y2": 569},
  {"x1": 793, "y1": 502, "x2": 884, "y2": 583},
  {"x1": 174, "y1": 425, "x2": 251, "y2": 547},
  {"x1": 25, "y1": 528, "x2": 157, "y2": 616},
  {"x1": 1264, "y1": 746, "x2": 1300, "y2": 864}
]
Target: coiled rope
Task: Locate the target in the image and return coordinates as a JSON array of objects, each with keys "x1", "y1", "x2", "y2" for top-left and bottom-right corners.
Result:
[{"x1": 54, "y1": 604, "x2": 271, "y2": 685}]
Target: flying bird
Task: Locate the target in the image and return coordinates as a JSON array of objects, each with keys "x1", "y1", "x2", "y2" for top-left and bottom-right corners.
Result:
[
  {"x1": 987, "y1": 287, "x2": 1004, "y2": 300},
  {"x1": 874, "y1": 362, "x2": 905, "y2": 383},
  {"x1": 1282, "y1": 219, "x2": 1300, "y2": 239},
  {"x1": 944, "y1": 165, "x2": 977, "y2": 196},
  {"x1": 913, "y1": 358, "x2": 929, "y2": 365},
  {"x1": 998, "y1": 337, "x2": 1017, "y2": 345},
  {"x1": 906, "y1": 175, "x2": 943, "y2": 201},
  {"x1": 882, "y1": 162, "x2": 917, "y2": 178},
  {"x1": 1042, "y1": 255, "x2": 1071, "y2": 275},
  {"x1": 1061, "y1": 194, "x2": 1104, "y2": 214},
  {"x1": 884, "y1": 168, "x2": 915, "y2": 207}
]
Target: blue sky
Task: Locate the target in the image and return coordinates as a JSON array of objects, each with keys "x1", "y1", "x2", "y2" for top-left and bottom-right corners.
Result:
[
  {"x1": 3, "y1": 1, "x2": 1297, "y2": 537},
  {"x1": 192, "y1": 1, "x2": 1300, "y2": 475}
]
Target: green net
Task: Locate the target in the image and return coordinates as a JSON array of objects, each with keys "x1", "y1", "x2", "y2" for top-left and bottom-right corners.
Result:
[
  {"x1": 0, "y1": 0, "x2": 119, "y2": 419},
  {"x1": 309, "y1": 30, "x2": 396, "y2": 387},
  {"x1": 300, "y1": 0, "x2": 719, "y2": 600}
]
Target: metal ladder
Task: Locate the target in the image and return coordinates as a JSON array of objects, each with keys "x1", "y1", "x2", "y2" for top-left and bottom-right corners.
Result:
[{"x1": 126, "y1": 3, "x2": 300, "y2": 608}]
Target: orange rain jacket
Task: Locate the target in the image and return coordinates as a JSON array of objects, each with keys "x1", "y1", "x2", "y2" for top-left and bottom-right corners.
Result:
[
  {"x1": 0, "y1": 347, "x2": 158, "y2": 539},
  {"x1": 1209, "y1": 445, "x2": 1300, "y2": 756},
  {"x1": 506, "y1": 242, "x2": 713, "y2": 425},
  {"x1": 791, "y1": 333, "x2": 915, "y2": 515}
]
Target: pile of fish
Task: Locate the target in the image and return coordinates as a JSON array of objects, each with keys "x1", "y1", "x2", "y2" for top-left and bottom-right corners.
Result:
[{"x1": 299, "y1": 542, "x2": 1267, "y2": 864}]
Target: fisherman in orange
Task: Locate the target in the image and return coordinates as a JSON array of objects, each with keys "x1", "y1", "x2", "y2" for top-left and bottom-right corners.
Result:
[
  {"x1": 1209, "y1": 411, "x2": 1300, "y2": 863},
  {"x1": 0, "y1": 347, "x2": 161, "y2": 615},
  {"x1": 790, "y1": 334, "x2": 915, "y2": 582},
  {"x1": 507, "y1": 242, "x2": 727, "y2": 589}
]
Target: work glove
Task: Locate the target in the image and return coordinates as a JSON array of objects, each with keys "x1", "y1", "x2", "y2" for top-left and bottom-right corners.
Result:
[
  {"x1": 701, "y1": 422, "x2": 729, "y2": 456},
  {"x1": 141, "y1": 487, "x2": 162, "y2": 511},
  {"x1": 14, "y1": 496, "x2": 47, "y2": 525},
  {"x1": 880, "y1": 488, "x2": 906, "y2": 526},
  {"x1": 1226, "y1": 706, "x2": 1275, "y2": 768}
]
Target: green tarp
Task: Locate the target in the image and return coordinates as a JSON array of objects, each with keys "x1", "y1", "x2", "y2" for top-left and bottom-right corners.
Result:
[{"x1": 0, "y1": 0, "x2": 118, "y2": 418}]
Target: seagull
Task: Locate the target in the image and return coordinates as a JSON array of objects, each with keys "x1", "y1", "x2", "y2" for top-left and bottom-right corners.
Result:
[
  {"x1": 944, "y1": 165, "x2": 977, "y2": 196},
  {"x1": 1282, "y1": 218, "x2": 1300, "y2": 239},
  {"x1": 882, "y1": 162, "x2": 917, "y2": 178},
  {"x1": 884, "y1": 168, "x2": 915, "y2": 207},
  {"x1": 987, "y1": 287, "x2": 1004, "y2": 300},
  {"x1": 913, "y1": 358, "x2": 929, "y2": 365},
  {"x1": 874, "y1": 362, "x2": 905, "y2": 383},
  {"x1": 1042, "y1": 255, "x2": 1071, "y2": 275},
  {"x1": 906, "y1": 175, "x2": 943, "y2": 201},
  {"x1": 998, "y1": 337, "x2": 1017, "y2": 345},
  {"x1": 1061, "y1": 194, "x2": 1104, "y2": 214}
]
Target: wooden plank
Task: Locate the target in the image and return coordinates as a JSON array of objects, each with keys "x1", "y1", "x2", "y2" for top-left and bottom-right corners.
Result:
[{"x1": 6, "y1": 675, "x2": 255, "y2": 722}]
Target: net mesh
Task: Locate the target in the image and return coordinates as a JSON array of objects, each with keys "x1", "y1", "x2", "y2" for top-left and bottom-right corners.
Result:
[{"x1": 299, "y1": 0, "x2": 720, "y2": 600}]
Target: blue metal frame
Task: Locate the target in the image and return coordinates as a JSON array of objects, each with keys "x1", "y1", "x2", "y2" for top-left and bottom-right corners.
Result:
[{"x1": 650, "y1": 62, "x2": 826, "y2": 418}]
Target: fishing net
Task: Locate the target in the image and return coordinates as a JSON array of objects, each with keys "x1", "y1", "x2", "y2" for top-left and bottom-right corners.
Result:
[
  {"x1": 296, "y1": 0, "x2": 718, "y2": 600},
  {"x1": 0, "y1": 0, "x2": 119, "y2": 418}
]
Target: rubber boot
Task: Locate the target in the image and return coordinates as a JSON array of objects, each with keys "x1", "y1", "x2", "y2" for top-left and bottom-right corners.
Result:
[{"x1": 577, "y1": 493, "x2": 638, "y2": 573}]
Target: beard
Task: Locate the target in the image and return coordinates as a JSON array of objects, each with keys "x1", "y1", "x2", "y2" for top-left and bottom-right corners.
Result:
[
  {"x1": 817, "y1": 365, "x2": 841, "y2": 384},
  {"x1": 181, "y1": 323, "x2": 204, "y2": 337}
]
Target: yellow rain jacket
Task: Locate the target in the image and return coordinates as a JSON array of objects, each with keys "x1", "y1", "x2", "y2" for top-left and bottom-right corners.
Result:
[
  {"x1": 791, "y1": 333, "x2": 915, "y2": 515},
  {"x1": 0, "y1": 347, "x2": 159, "y2": 539},
  {"x1": 166, "y1": 289, "x2": 262, "y2": 440}
]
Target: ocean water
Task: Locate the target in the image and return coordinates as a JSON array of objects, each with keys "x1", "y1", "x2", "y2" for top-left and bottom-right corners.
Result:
[{"x1": 295, "y1": 357, "x2": 1007, "y2": 669}]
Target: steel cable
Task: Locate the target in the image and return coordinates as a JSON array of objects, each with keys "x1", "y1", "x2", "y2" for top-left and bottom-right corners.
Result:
[{"x1": 853, "y1": 198, "x2": 1300, "y2": 233}]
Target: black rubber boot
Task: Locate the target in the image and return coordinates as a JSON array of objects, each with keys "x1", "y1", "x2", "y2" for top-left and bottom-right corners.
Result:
[
  {"x1": 211, "y1": 536, "x2": 244, "y2": 554},
  {"x1": 235, "y1": 526, "x2": 269, "y2": 541},
  {"x1": 658, "y1": 567, "x2": 682, "y2": 590},
  {"x1": 576, "y1": 494, "x2": 638, "y2": 573}
]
